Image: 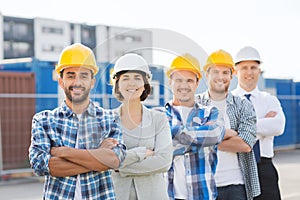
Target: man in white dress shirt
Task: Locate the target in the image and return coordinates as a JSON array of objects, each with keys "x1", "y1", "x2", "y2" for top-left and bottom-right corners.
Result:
[{"x1": 232, "y1": 46, "x2": 286, "y2": 200}]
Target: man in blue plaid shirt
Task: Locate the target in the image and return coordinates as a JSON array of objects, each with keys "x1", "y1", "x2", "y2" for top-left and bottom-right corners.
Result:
[
  {"x1": 164, "y1": 54, "x2": 225, "y2": 200},
  {"x1": 29, "y1": 43, "x2": 126, "y2": 200}
]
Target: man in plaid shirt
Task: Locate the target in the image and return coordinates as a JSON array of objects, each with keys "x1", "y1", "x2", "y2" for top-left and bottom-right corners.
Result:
[
  {"x1": 29, "y1": 43, "x2": 126, "y2": 200},
  {"x1": 164, "y1": 54, "x2": 224, "y2": 200},
  {"x1": 197, "y1": 49, "x2": 260, "y2": 200}
]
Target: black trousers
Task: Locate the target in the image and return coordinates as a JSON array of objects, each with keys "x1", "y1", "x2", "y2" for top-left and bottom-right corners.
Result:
[{"x1": 254, "y1": 157, "x2": 281, "y2": 200}]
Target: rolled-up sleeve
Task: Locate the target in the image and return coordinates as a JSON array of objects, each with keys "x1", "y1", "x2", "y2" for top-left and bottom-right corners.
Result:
[
  {"x1": 108, "y1": 115, "x2": 127, "y2": 167},
  {"x1": 28, "y1": 113, "x2": 52, "y2": 176},
  {"x1": 173, "y1": 106, "x2": 225, "y2": 152},
  {"x1": 237, "y1": 99, "x2": 257, "y2": 148}
]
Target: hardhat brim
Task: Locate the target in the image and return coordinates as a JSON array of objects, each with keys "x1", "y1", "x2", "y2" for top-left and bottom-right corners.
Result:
[
  {"x1": 111, "y1": 69, "x2": 152, "y2": 80},
  {"x1": 234, "y1": 58, "x2": 262, "y2": 65},
  {"x1": 203, "y1": 63, "x2": 235, "y2": 73},
  {"x1": 167, "y1": 68, "x2": 202, "y2": 79},
  {"x1": 55, "y1": 64, "x2": 99, "y2": 75}
]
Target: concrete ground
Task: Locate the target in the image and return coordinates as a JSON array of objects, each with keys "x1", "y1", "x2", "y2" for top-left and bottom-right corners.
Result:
[
  {"x1": 1, "y1": 149, "x2": 300, "y2": 200},
  {"x1": 273, "y1": 149, "x2": 300, "y2": 200}
]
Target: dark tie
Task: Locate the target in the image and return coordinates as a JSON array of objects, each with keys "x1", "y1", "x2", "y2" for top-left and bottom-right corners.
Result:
[{"x1": 244, "y1": 94, "x2": 261, "y2": 163}]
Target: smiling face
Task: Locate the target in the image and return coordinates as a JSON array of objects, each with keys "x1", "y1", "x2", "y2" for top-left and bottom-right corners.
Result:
[
  {"x1": 206, "y1": 65, "x2": 232, "y2": 95},
  {"x1": 235, "y1": 60, "x2": 261, "y2": 92},
  {"x1": 59, "y1": 67, "x2": 95, "y2": 106},
  {"x1": 117, "y1": 72, "x2": 145, "y2": 102},
  {"x1": 169, "y1": 70, "x2": 199, "y2": 107}
]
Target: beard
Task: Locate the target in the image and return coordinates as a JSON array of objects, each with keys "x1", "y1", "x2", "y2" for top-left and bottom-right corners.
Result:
[
  {"x1": 64, "y1": 86, "x2": 90, "y2": 104},
  {"x1": 210, "y1": 81, "x2": 230, "y2": 94}
]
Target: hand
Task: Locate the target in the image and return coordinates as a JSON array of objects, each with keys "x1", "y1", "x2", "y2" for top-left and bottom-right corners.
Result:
[
  {"x1": 51, "y1": 146, "x2": 69, "y2": 157},
  {"x1": 204, "y1": 121, "x2": 214, "y2": 125},
  {"x1": 99, "y1": 138, "x2": 119, "y2": 149},
  {"x1": 145, "y1": 149, "x2": 154, "y2": 157},
  {"x1": 265, "y1": 111, "x2": 277, "y2": 118},
  {"x1": 223, "y1": 129, "x2": 238, "y2": 140},
  {"x1": 174, "y1": 131, "x2": 193, "y2": 145}
]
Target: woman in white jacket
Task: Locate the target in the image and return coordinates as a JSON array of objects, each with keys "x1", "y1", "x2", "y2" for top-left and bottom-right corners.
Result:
[{"x1": 111, "y1": 53, "x2": 173, "y2": 200}]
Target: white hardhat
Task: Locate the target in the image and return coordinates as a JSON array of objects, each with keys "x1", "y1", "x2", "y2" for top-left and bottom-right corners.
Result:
[
  {"x1": 111, "y1": 53, "x2": 152, "y2": 79},
  {"x1": 235, "y1": 46, "x2": 262, "y2": 64}
]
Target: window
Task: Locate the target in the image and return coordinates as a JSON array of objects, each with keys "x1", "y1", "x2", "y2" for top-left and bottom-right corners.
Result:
[
  {"x1": 42, "y1": 44, "x2": 63, "y2": 53},
  {"x1": 3, "y1": 19, "x2": 34, "y2": 40},
  {"x1": 12, "y1": 23, "x2": 32, "y2": 38},
  {"x1": 4, "y1": 41, "x2": 33, "y2": 58},
  {"x1": 81, "y1": 26, "x2": 96, "y2": 48},
  {"x1": 115, "y1": 34, "x2": 142, "y2": 43},
  {"x1": 42, "y1": 26, "x2": 63, "y2": 35}
]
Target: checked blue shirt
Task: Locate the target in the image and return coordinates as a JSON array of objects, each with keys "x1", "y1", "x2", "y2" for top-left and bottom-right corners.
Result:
[
  {"x1": 164, "y1": 101, "x2": 225, "y2": 200},
  {"x1": 29, "y1": 100, "x2": 126, "y2": 200}
]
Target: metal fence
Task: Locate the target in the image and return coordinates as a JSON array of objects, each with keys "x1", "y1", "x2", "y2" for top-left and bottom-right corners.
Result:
[{"x1": 1, "y1": 70, "x2": 299, "y2": 176}]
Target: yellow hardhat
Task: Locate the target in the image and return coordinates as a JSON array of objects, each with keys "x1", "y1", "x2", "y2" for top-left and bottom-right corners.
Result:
[
  {"x1": 166, "y1": 53, "x2": 201, "y2": 79},
  {"x1": 55, "y1": 43, "x2": 99, "y2": 75},
  {"x1": 203, "y1": 49, "x2": 234, "y2": 73}
]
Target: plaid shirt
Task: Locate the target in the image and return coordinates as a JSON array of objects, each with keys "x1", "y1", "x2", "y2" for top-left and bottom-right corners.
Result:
[
  {"x1": 29, "y1": 100, "x2": 126, "y2": 200},
  {"x1": 164, "y1": 101, "x2": 225, "y2": 200},
  {"x1": 196, "y1": 91, "x2": 261, "y2": 200}
]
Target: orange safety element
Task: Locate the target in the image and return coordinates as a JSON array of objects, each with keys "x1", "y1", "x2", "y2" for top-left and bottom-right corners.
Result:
[
  {"x1": 166, "y1": 53, "x2": 201, "y2": 79},
  {"x1": 55, "y1": 43, "x2": 99, "y2": 75},
  {"x1": 203, "y1": 49, "x2": 234, "y2": 73}
]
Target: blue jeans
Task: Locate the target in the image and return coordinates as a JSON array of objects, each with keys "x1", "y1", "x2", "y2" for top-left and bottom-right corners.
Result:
[{"x1": 217, "y1": 184, "x2": 247, "y2": 200}]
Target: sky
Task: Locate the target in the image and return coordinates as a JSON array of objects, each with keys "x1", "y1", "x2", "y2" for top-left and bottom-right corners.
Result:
[{"x1": 1, "y1": 0, "x2": 300, "y2": 80}]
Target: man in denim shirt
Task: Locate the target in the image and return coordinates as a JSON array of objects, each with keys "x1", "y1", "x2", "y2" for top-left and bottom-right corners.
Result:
[
  {"x1": 164, "y1": 53, "x2": 224, "y2": 200},
  {"x1": 29, "y1": 43, "x2": 126, "y2": 200}
]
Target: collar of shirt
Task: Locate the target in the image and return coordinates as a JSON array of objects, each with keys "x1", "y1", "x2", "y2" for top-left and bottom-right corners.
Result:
[
  {"x1": 165, "y1": 100, "x2": 202, "y2": 122},
  {"x1": 197, "y1": 90, "x2": 237, "y2": 107},
  {"x1": 235, "y1": 85, "x2": 260, "y2": 99},
  {"x1": 165, "y1": 100, "x2": 201, "y2": 109}
]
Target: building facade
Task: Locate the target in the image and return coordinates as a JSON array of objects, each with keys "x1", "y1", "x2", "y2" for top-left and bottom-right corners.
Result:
[{"x1": 0, "y1": 13, "x2": 153, "y2": 64}]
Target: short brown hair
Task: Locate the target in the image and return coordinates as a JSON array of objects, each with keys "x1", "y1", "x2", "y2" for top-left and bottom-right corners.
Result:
[{"x1": 112, "y1": 71, "x2": 151, "y2": 101}]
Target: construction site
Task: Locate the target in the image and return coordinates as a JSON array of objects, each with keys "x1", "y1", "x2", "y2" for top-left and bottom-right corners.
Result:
[{"x1": 0, "y1": 12, "x2": 300, "y2": 200}]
